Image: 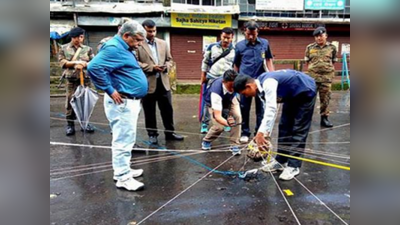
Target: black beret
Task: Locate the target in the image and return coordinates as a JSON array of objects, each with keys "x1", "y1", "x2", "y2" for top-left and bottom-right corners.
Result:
[
  {"x1": 69, "y1": 27, "x2": 85, "y2": 38},
  {"x1": 313, "y1": 27, "x2": 327, "y2": 36},
  {"x1": 245, "y1": 21, "x2": 259, "y2": 30}
]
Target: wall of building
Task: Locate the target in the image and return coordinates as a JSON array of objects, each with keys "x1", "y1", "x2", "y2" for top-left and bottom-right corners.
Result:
[
  {"x1": 170, "y1": 28, "x2": 221, "y2": 80},
  {"x1": 170, "y1": 28, "x2": 350, "y2": 80},
  {"x1": 259, "y1": 31, "x2": 350, "y2": 71}
]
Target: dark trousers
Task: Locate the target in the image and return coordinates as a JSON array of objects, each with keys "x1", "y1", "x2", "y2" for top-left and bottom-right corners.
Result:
[
  {"x1": 142, "y1": 77, "x2": 175, "y2": 137},
  {"x1": 240, "y1": 95, "x2": 264, "y2": 137},
  {"x1": 275, "y1": 94, "x2": 316, "y2": 168}
]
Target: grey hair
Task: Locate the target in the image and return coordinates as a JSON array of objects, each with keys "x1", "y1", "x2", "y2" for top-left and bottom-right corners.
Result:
[{"x1": 118, "y1": 20, "x2": 146, "y2": 37}]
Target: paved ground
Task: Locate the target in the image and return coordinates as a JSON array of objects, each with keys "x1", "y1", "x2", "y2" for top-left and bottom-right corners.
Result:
[{"x1": 50, "y1": 91, "x2": 350, "y2": 225}]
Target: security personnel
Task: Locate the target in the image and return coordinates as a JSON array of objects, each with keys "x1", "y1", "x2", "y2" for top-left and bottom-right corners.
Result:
[
  {"x1": 97, "y1": 17, "x2": 131, "y2": 53},
  {"x1": 234, "y1": 21, "x2": 275, "y2": 143},
  {"x1": 305, "y1": 27, "x2": 337, "y2": 127},
  {"x1": 58, "y1": 27, "x2": 95, "y2": 135}
]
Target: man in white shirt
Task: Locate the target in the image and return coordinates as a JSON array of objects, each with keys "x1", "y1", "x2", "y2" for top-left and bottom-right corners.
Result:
[
  {"x1": 234, "y1": 70, "x2": 317, "y2": 180},
  {"x1": 202, "y1": 69, "x2": 242, "y2": 155}
]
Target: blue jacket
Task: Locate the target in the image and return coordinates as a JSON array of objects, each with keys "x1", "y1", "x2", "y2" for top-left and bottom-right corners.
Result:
[
  {"x1": 258, "y1": 70, "x2": 316, "y2": 102},
  {"x1": 204, "y1": 77, "x2": 235, "y2": 109},
  {"x1": 234, "y1": 38, "x2": 273, "y2": 78},
  {"x1": 88, "y1": 35, "x2": 148, "y2": 98}
]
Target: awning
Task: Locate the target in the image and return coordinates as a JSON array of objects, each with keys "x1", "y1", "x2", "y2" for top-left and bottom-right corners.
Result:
[{"x1": 50, "y1": 20, "x2": 75, "y2": 39}]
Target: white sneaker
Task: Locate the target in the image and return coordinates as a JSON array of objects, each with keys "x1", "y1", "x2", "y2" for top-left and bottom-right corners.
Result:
[
  {"x1": 279, "y1": 167, "x2": 300, "y2": 181},
  {"x1": 260, "y1": 158, "x2": 285, "y2": 172},
  {"x1": 113, "y1": 169, "x2": 144, "y2": 181},
  {"x1": 240, "y1": 136, "x2": 249, "y2": 143},
  {"x1": 116, "y1": 177, "x2": 144, "y2": 191}
]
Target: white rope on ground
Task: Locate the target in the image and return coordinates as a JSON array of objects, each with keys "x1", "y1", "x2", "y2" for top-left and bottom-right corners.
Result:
[
  {"x1": 50, "y1": 141, "x2": 350, "y2": 160},
  {"x1": 277, "y1": 141, "x2": 350, "y2": 145},
  {"x1": 293, "y1": 176, "x2": 349, "y2": 225},
  {"x1": 50, "y1": 152, "x2": 173, "y2": 173},
  {"x1": 136, "y1": 154, "x2": 236, "y2": 225},
  {"x1": 269, "y1": 160, "x2": 349, "y2": 225},
  {"x1": 50, "y1": 116, "x2": 350, "y2": 142},
  {"x1": 275, "y1": 147, "x2": 351, "y2": 165},
  {"x1": 308, "y1": 123, "x2": 350, "y2": 135},
  {"x1": 268, "y1": 170, "x2": 302, "y2": 225},
  {"x1": 50, "y1": 153, "x2": 204, "y2": 176},
  {"x1": 50, "y1": 141, "x2": 230, "y2": 153},
  {"x1": 50, "y1": 116, "x2": 230, "y2": 140},
  {"x1": 50, "y1": 152, "x2": 206, "y2": 181}
]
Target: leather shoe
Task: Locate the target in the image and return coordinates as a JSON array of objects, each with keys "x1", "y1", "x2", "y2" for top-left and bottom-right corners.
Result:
[
  {"x1": 165, "y1": 133, "x2": 184, "y2": 141},
  {"x1": 66, "y1": 124, "x2": 75, "y2": 136},
  {"x1": 321, "y1": 116, "x2": 333, "y2": 127},
  {"x1": 81, "y1": 124, "x2": 95, "y2": 133},
  {"x1": 149, "y1": 136, "x2": 158, "y2": 145}
]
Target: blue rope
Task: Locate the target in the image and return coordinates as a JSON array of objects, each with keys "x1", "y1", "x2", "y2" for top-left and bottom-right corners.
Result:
[
  {"x1": 141, "y1": 140, "x2": 243, "y2": 177},
  {"x1": 52, "y1": 111, "x2": 245, "y2": 177}
]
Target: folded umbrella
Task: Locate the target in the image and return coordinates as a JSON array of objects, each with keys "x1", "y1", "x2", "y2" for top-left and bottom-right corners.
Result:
[{"x1": 70, "y1": 69, "x2": 99, "y2": 131}]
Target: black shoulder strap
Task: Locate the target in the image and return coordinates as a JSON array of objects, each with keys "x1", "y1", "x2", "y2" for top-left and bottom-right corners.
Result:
[{"x1": 210, "y1": 46, "x2": 233, "y2": 67}]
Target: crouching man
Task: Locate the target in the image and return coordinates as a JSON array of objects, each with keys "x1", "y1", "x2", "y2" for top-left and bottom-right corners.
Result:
[
  {"x1": 233, "y1": 70, "x2": 316, "y2": 180},
  {"x1": 202, "y1": 69, "x2": 242, "y2": 155}
]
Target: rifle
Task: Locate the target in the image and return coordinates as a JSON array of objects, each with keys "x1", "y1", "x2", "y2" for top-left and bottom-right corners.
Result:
[{"x1": 58, "y1": 47, "x2": 83, "y2": 89}]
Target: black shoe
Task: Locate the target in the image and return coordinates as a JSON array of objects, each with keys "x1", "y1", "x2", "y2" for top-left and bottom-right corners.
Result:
[
  {"x1": 66, "y1": 124, "x2": 75, "y2": 136},
  {"x1": 165, "y1": 133, "x2": 184, "y2": 141},
  {"x1": 321, "y1": 116, "x2": 333, "y2": 128},
  {"x1": 149, "y1": 136, "x2": 158, "y2": 145},
  {"x1": 81, "y1": 124, "x2": 95, "y2": 133}
]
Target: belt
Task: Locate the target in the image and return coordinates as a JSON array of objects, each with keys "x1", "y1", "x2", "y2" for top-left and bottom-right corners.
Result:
[{"x1": 119, "y1": 93, "x2": 141, "y2": 100}]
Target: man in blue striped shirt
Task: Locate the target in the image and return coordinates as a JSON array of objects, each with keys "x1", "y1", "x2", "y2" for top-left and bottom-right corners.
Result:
[{"x1": 88, "y1": 21, "x2": 148, "y2": 192}]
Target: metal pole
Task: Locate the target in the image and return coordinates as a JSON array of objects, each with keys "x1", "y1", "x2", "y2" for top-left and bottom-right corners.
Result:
[{"x1": 73, "y1": 13, "x2": 78, "y2": 27}]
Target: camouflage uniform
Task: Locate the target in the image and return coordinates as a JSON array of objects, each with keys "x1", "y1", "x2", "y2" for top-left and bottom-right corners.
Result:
[
  {"x1": 305, "y1": 42, "x2": 337, "y2": 116},
  {"x1": 97, "y1": 36, "x2": 113, "y2": 53},
  {"x1": 58, "y1": 43, "x2": 94, "y2": 121}
]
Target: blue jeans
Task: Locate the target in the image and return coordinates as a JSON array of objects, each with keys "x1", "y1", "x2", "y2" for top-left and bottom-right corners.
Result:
[
  {"x1": 201, "y1": 105, "x2": 210, "y2": 125},
  {"x1": 104, "y1": 94, "x2": 141, "y2": 181}
]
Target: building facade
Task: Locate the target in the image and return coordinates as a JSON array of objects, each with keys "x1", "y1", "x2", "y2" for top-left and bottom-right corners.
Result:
[{"x1": 50, "y1": 0, "x2": 350, "y2": 80}]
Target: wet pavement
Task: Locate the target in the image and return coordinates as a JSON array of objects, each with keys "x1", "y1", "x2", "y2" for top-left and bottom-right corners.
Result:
[{"x1": 50, "y1": 91, "x2": 350, "y2": 225}]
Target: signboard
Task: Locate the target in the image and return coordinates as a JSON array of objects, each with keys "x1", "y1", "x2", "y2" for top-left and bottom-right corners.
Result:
[
  {"x1": 254, "y1": 22, "x2": 324, "y2": 31},
  {"x1": 341, "y1": 43, "x2": 350, "y2": 55},
  {"x1": 203, "y1": 36, "x2": 217, "y2": 53},
  {"x1": 78, "y1": 16, "x2": 171, "y2": 27},
  {"x1": 171, "y1": 13, "x2": 232, "y2": 30},
  {"x1": 305, "y1": 0, "x2": 345, "y2": 10},
  {"x1": 256, "y1": 0, "x2": 304, "y2": 11}
]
